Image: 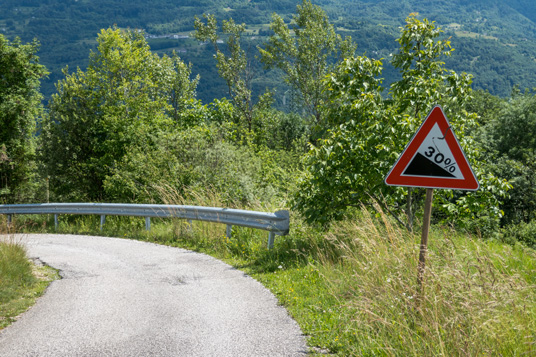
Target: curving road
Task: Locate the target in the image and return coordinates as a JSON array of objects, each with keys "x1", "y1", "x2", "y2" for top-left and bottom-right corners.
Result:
[{"x1": 0, "y1": 234, "x2": 307, "y2": 356}]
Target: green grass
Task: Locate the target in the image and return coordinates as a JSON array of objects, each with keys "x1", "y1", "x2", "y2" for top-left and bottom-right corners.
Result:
[
  {"x1": 0, "y1": 226, "x2": 59, "y2": 330},
  {"x1": 11, "y1": 206, "x2": 536, "y2": 355}
]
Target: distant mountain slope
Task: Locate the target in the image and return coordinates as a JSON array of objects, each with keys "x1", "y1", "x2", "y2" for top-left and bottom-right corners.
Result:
[{"x1": 1, "y1": 0, "x2": 536, "y2": 101}]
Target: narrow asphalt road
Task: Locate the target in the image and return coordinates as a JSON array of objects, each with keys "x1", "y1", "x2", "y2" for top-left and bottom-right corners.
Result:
[{"x1": 0, "y1": 234, "x2": 307, "y2": 356}]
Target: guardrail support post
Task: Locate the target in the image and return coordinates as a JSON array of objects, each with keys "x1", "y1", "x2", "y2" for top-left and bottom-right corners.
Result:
[
  {"x1": 267, "y1": 232, "x2": 275, "y2": 249},
  {"x1": 54, "y1": 214, "x2": 58, "y2": 230},
  {"x1": 100, "y1": 215, "x2": 106, "y2": 231},
  {"x1": 226, "y1": 224, "x2": 232, "y2": 239},
  {"x1": 145, "y1": 217, "x2": 151, "y2": 231},
  {"x1": 7, "y1": 214, "x2": 12, "y2": 228},
  {"x1": 187, "y1": 219, "x2": 193, "y2": 234}
]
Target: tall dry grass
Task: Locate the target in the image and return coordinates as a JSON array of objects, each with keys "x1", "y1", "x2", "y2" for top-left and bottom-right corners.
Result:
[
  {"x1": 317, "y1": 207, "x2": 536, "y2": 355},
  {"x1": 153, "y1": 185, "x2": 536, "y2": 355},
  {"x1": 155, "y1": 184, "x2": 237, "y2": 240},
  {"x1": 150, "y1": 184, "x2": 278, "y2": 256}
]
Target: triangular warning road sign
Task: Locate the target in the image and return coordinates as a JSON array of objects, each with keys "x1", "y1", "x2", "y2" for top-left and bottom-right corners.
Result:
[{"x1": 385, "y1": 106, "x2": 479, "y2": 190}]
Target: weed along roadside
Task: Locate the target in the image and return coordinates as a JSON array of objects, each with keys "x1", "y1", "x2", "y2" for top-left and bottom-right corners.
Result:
[{"x1": 0, "y1": 227, "x2": 59, "y2": 330}]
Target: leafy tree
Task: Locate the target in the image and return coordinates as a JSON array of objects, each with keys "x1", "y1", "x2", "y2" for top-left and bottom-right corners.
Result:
[
  {"x1": 193, "y1": 14, "x2": 305, "y2": 151},
  {"x1": 390, "y1": 14, "x2": 475, "y2": 230},
  {"x1": 0, "y1": 35, "x2": 47, "y2": 203},
  {"x1": 388, "y1": 15, "x2": 508, "y2": 233},
  {"x1": 481, "y1": 90, "x2": 536, "y2": 225},
  {"x1": 258, "y1": 0, "x2": 356, "y2": 135},
  {"x1": 193, "y1": 14, "x2": 262, "y2": 133},
  {"x1": 167, "y1": 54, "x2": 201, "y2": 126},
  {"x1": 39, "y1": 27, "x2": 200, "y2": 201},
  {"x1": 293, "y1": 55, "x2": 389, "y2": 225},
  {"x1": 491, "y1": 90, "x2": 536, "y2": 162},
  {"x1": 294, "y1": 15, "x2": 509, "y2": 234},
  {"x1": 467, "y1": 89, "x2": 504, "y2": 127}
]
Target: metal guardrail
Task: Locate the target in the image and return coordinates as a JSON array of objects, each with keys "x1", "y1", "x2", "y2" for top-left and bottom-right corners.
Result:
[{"x1": 0, "y1": 203, "x2": 290, "y2": 249}]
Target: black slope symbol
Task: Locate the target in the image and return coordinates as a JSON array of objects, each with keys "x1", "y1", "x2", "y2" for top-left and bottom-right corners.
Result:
[{"x1": 403, "y1": 152, "x2": 456, "y2": 178}]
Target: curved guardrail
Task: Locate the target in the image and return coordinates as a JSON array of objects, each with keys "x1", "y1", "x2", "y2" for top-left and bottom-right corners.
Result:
[{"x1": 0, "y1": 203, "x2": 289, "y2": 249}]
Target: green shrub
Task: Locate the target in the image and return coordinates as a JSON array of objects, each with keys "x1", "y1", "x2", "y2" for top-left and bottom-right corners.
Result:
[
  {"x1": 0, "y1": 237, "x2": 36, "y2": 303},
  {"x1": 502, "y1": 220, "x2": 536, "y2": 249},
  {"x1": 104, "y1": 123, "x2": 300, "y2": 206}
]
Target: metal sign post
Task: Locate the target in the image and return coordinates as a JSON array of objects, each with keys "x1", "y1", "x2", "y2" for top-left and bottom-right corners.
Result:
[{"x1": 416, "y1": 188, "x2": 433, "y2": 306}]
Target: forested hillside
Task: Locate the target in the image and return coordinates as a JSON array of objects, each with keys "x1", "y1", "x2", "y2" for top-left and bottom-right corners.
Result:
[{"x1": 2, "y1": 0, "x2": 536, "y2": 101}]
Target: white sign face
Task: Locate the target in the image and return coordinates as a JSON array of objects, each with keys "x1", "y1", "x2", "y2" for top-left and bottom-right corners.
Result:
[{"x1": 401, "y1": 123, "x2": 464, "y2": 179}]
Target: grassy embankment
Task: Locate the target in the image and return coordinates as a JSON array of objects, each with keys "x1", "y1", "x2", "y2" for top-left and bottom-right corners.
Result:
[
  {"x1": 7, "y1": 194, "x2": 536, "y2": 355},
  {"x1": 0, "y1": 221, "x2": 58, "y2": 330}
]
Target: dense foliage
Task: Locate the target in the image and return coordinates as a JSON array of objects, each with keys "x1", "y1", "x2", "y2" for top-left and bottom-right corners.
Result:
[
  {"x1": 39, "y1": 28, "x2": 202, "y2": 201},
  {"x1": 472, "y1": 89, "x2": 536, "y2": 247},
  {"x1": 0, "y1": 35, "x2": 47, "y2": 203},
  {"x1": 294, "y1": 15, "x2": 510, "y2": 233}
]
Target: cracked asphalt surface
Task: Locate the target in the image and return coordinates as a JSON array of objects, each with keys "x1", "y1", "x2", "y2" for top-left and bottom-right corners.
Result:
[{"x1": 0, "y1": 234, "x2": 307, "y2": 356}]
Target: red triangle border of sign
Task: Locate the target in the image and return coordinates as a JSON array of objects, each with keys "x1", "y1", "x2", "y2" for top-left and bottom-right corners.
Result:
[{"x1": 384, "y1": 106, "x2": 479, "y2": 190}]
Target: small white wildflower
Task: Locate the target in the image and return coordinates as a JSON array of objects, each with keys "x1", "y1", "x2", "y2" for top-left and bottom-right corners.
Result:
[{"x1": 278, "y1": 265, "x2": 283, "y2": 269}]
